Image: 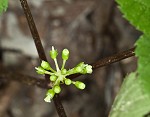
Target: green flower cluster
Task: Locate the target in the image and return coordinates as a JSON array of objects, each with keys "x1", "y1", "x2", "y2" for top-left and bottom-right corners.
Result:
[{"x1": 35, "y1": 46, "x2": 93, "y2": 102}]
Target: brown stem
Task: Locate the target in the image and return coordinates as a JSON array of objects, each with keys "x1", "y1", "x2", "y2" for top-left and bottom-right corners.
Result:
[
  {"x1": 0, "y1": 47, "x2": 135, "y2": 88},
  {"x1": 53, "y1": 95, "x2": 68, "y2": 117},
  {"x1": 92, "y1": 47, "x2": 135, "y2": 69},
  {"x1": 68, "y1": 47, "x2": 135, "y2": 79},
  {"x1": 0, "y1": 66, "x2": 48, "y2": 89},
  {"x1": 0, "y1": 43, "x2": 134, "y2": 89},
  {"x1": 19, "y1": 0, "x2": 47, "y2": 62},
  {"x1": 19, "y1": 0, "x2": 67, "y2": 116}
]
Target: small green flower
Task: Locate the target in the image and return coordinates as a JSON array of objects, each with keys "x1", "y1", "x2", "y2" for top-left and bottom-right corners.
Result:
[
  {"x1": 35, "y1": 46, "x2": 93, "y2": 103},
  {"x1": 41, "y1": 60, "x2": 51, "y2": 70},
  {"x1": 85, "y1": 65, "x2": 92, "y2": 74},
  {"x1": 61, "y1": 69, "x2": 67, "y2": 75},
  {"x1": 35, "y1": 66, "x2": 46, "y2": 74},
  {"x1": 65, "y1": 79, "x2": 72, "y2": 85},
  {"x1": 76, "y1": 62, "x2": 84, "y2": 67},
  {"x1": 44, "y1": 95, "x2": 51, "y2": 102},
  {"x1": 75, "y1": 66, "x2": 82, "y2": 73},
  {"x1": 62, "y1": 49, "x2": 69, "y2": 60},
  {"x1": 50, "y1": 46, "x2": 58, "y2": 59},
  {"x1": 61, "y1": 49, "x2": 69, "y2": 70},
  {"x1": 44, "y1": 89, "x2": 55, "y2": 102},
  {"x1": 50, "y1": 75, "x2": 57, "y2": 82},
  {"x1": 46, "y1": 89, "x2": 55, "y2": 98},
  {"x1": 54, "y1": 85, "x2": 61, "y2": 94},
  {"x1": 74, "y1": 81, "x2": 86, "y2": 90}
]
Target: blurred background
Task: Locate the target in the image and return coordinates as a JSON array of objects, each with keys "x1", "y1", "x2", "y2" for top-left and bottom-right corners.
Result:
[{"x1": 0, "y1": 0, "x2": 141, "y2": 117}]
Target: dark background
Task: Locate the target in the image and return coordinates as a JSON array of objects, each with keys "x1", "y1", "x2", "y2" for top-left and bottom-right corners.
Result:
[{"x1": 0, "y1": 0, "x2": 140, "y2": 117}]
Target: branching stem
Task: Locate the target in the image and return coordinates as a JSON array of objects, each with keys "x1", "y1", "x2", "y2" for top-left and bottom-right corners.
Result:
[
  {"x1": 92, "y1": 47, "x2": 135, "y2": 69},
  {"x1": 0, "y1": 47, "x2": 135, "y2": 88},
  {"x1": 19, "y1": 0, "x2": 67, "y2": 117},
  {"x1": 68, "y1": 47, "x2": 135, "y2": 79},
  {"x1": 2, "y1": 1, "x2": 136, "y2": 116}
]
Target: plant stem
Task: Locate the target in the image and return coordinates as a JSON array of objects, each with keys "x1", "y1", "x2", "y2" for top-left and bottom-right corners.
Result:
[
  {"x1": 53, "y1": 95, "x2": 67, "y2": 117},
  {"x1": 0, "y1": 65, "x2": 49, "y2": 89},
  {"x1": 68, "y1": 47, "x2": 135, "y2": 79},
  {"x1": 19, "y1": 0, "x2": 67, "y2": 116},
  {"x1": 19, "y1": 0, "x2": 46, "y2": 62},
  {"x1": 0, "y1": 47, "x2": 135, "y2": 88},
  {"x1": 54, "y1": 58, "x2": 60, "y2": 72},
  {"x1": 61, "y1": 60, "x2": 66, "y2": 70},
  {"x1": 92, "y1": 47, "x2": 135, "y2": 69}
]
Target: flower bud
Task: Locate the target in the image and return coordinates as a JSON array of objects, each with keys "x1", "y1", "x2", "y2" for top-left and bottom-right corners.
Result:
[
  {"x1": 76, "y1": 62, "x2": 84, "y2": 67},
  {"x1": 44, "y1": 95, "x2": 51, "y2": 103},
  {"x1": 44, "y1": 89, "x2": 55, "y2": 102},
  {"x1": 62, "y1": 49, "x2": 69, "y2": 60},
  {"x1": 41, "y1": 60, "x2": 51, "y2": 70},
  {"x1": 74, "y1": 81, "x2": 86, "y2": 90},
  {"x1": 75, "y1": 66, "x2": 82, "y2": 73},
  {"x1": 46, "y1": 89, "x2": 55, "y2": 98},
  {"x1": 50, "y1": 46, "x2": 58, "y2": 59},
  {"x1": 61, "y1": 69, "x2": 67, "y2": 75},
  {"x1": 54, "y1": 85, "x2": 61, "y2": 94},
  {"x1": 35, "y1": 67, "x2": 46, "y2": 74},
  {"x1": 85, "y1": 65, "x2": 92, "y2": 74},
  {"x1": 65, "y1": 79, "x2": 72, "y2": 85},
  {"x1": 50, "y1": 75, "x2": 57, "y2": 82}
]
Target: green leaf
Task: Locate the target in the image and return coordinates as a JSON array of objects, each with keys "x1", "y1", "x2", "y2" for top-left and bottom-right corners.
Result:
[
  {"x1": 109, "y1": 73, "x2": 150, "y2": 117},
  {"x1": 135, "y1": 35, "x2": 150, "y2": 95},
  {"x1": 116, "y1": 0, "x2": 150, "y2": 35},
  {"x1": 0, "y1": 0, "x2": 8, "y2": 14},
  {"x1": 136, "y1": 0, "x2": 150, "y2": 7}
]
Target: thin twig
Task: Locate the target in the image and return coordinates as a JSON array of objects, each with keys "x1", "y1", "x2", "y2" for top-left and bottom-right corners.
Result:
[
  {"x1": 0, "y1": 48, "x2": 22, "y2": 54},
  {"x1": 0, "y1": 66, "x2": 48, "y2": 89},
  {"x1": 19, "y1": 0, "x2": 46, "y2": 61},
  {"x1": 92, "y1": 47, "x2": 135, "y2": 69},
  {"x1": 68, "y1": 47, "x2": 135, "y2": 79},
  {"x1": 19, "y1": 0, "x2": 67, "y2": 116}
]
